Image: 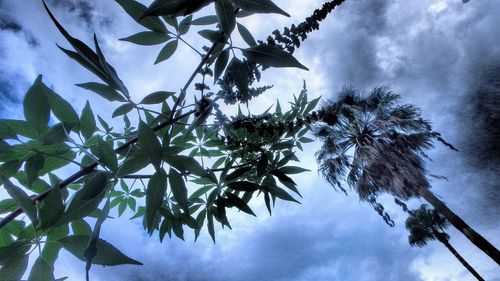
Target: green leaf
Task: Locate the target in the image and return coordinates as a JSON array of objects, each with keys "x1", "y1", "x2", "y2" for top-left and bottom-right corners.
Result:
[
  {"x1": 229, "y1": 58, "x2": 249, "y2": 98},
  {"x1": 139, "y1": 91, "x2": 174, "y2": 104},
  {"x1": 59, "y1": 235, "x2": 142, "y2": 266},
  {"x1": 97, "y1": 115, "x2": 111, "y2": 132},
  {"x1": 214, "y1": 48, "x2": 230, "y2": 82},
  {"x1": 0, "y1": 199, "x2": 17, "y2": 215},
  {"x1": 120, "y1": 31, "x2": 170, "y2": 46},
  {"x1": 207, "y1": 209, "x2": 215, "y2": 243},
  {"x1": 304, "y1": 96, "x2": 320, "y2": 115},
  {"x1": 0, "y1": 120, "x2": 17, "y2": 140},
  {"x1": 242, "y1": 45, "x2": 308, "y2": 70},
  {"x1": 56, "y1": 172, "x2": 108, "y2": 226},
  {"x1": 141, "y1": 0, "x2": 189, "y2": 18},
  {"x1": 71, "y1": 219, "x2": 92, "y2": 236},
  {"x1": 41, "y1": 225, "x2": 69, "y2": 266},
  {"x1": 142, "y1": 0, "x2": 213, "y2": 18},
  {"x1": 112, "y1": 103, "x2": 135, "y2": 118},
  {"x1": 25, "y1": 153, "x2": 45, "y2": 186},
  {"x1": 163, "y1": 155, "x2": 211, "y2": 180},
  {"x1": 264, "y1": 179, "x2": 299, "y2": 203},
  {"x1": 237, "y1": 23, "x2": 256, "y2": 46},
  {"x1": 278, "y1": 166, "x2": 310, "y2": 174},
  {"x1": 225, "y1": 193, "x2": 255, "y2": 216},
  {"x1": 191, "y1": 15, "x2": 218, "y2": 25},
  {"x1": 178, "y1": 15, "x2": 193, "y2": 35},
  {"x1": 41, "y1": 123, "x2": 69, "y2": 145},
  {"x1": 76, "y1": 82, "x2": 127, "y2": 102},
  {"x1": 138, "y1": 121, "x2": 162, "y2": 170},
  {"x1": 168, "y1": 168, "x2": 189, "y2": 215},
  {"x1": 38, "y1": 188, "x2": 64, "y2": 231},
  {"x1": 80, "y1": 101, "x2": 96, "y2": 140},
  {"x1": 2, "y1": 178, "x2": 38, "y2": 226},
  {"x1": 228, "y1": 0, "x2": 289, "y2": 17},
  {"x1": 0, "y1": 254, "x2": 29, "y2": 281},
  {"x1": 116, "y1": 152, "x2": 149, "y2": 177},
  {"x1": 97, "y1": 138, "x2": 118, "y2": 172},
  {"x1": 270, "y1": 169, "x2": 300, "y2": 194},
  {"x1": 115, "y1": 0, "x2": 167, "y2": 32},
  {"x1": 0, "y1": 240, "x2": 31, "y2": 264},
  {"x1": 24, "y1": 75, "x2": 50, "y2": 131},
  {"x1": 28, "y1": 257, "x2": 55, "y2": 281},
  {"x1": 198, "y1": 30, "x2": 226, "y2": 43},
  {"x1": 257, "y1": 152, "x2": 268, "y2": 177},
  {"x1": 215, "y1": 0, "x2": 236, "y2": 35},
  {"x1": 146, "y1": 169, "x2": 168, "y2": 231},
  {"x1": 225, "y1": 166, "x2": 251, "y2": 181},
  {"x1": 227, "y1": 181, "x2": 260, "y2": 192},
  {"x1": 44, "y1": 84, "x2": 80, "y2": 128},
  {"x1": 0, "y1": 120, "x2": 37, "y2": 139},
  {"x1": 155, "y1": 39, "x2": 178, "y2": 64}
]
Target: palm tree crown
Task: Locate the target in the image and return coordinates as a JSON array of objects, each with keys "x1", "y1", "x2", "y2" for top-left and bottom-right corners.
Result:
[
  {"x1": 315, "y1": 87, "x2": 448, "y2": 201},
  {"x1": 406, "y1": 204, "x2": 449, "y2": 247}
]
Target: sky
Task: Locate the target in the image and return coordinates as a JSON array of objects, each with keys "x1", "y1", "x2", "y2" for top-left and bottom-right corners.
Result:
[{"x1": 0, "y1": 0, "x2": 499, "y2": 280}]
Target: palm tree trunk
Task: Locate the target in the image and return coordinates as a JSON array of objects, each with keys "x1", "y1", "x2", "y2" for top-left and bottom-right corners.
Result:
[
  {"x1": 436, "y1": 235, "x2": 485, "y2": 281},
  {"x1": 419, "y1": 187, "x2": 500, "y2": 265}
]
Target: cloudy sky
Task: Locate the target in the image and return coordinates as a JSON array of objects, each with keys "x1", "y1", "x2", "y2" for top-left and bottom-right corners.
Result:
[{"x1": 0, "y1": 0, "x2": 499, "y2": 280}]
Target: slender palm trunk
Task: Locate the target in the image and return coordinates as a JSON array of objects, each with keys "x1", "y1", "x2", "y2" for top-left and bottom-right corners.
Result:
[
  {"x1": 419, "y1": 188, "x2": 500, "y2": 265},
  {"x1": 436, "y1": 234, "x2": 485, "y2": 281}
]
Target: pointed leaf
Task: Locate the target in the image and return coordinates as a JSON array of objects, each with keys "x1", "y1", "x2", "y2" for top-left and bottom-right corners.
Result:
[
  {"x1": 214, "y1": 48, "x2": 230, "y2": 82},
  {"x1": 2, "y1": 178, "x2": 38, "y2": 226},
  {"x1": 77, "y1": 82, "x2": 127, "y2": 102},
  {"x1": 237, "y1": 23, "x2": 256, "y2": 46},
  {"x1": 112, "y1": 103, "x2": 135, "y2": 118},
  {"x1": 120, "y1": 31, "x2": 170, "y2": 46},
  {"x1": 80, "y1": 101, "x2": 96, "y2": 139},
  {"x1": 228, "y1": 0, "x2": 289, "y2": 17},
  {"x1": 24, "y1": 75, "x2": 50, "y2": 131},
  {"x1": 138, "y1": 121, "x2": 162, "y2": 170},
  {"x1": 155, "y1": 39, "x2": 178, "y2": 64},
  {"x1": 227, "y1": 181, "x2": 260, "y2": 192},
  {"x1": 168, "y1": 168, "x2": 189, "y2": 214},
  {"x1": 242, "y1": 45, "x2": 308, "y2": 70},
  {"x1": 225, "y1": 193, "x2": 255, "y2": 216},
  {"x1": 178, "y1": 15, "x2": 193, "y2": 35},
  {"x1": 97, "y1": 138, "x2": 118, "y2": 172},
  {"x1": 146, "y1": 169, "x2": 168, "y2": 231},
  {"x1": 139, "y1": 91, "x2": 174, "y2": 104},
  {"x1": 44, "y1": 84, "x2": 80, "y2": 128},
  {"x1": 191, "y1": 15, "x2": 218, "y2": 25},
  {"x1": 38, "y1": 188, "x2": 64, "y2": 231},
  {"x1": 215, "y1": 0, "x2": 236, "y2": 35},
  {"x1": 28, "y1": 257, "x2": 55, "y2": 281},
  {"x1": 115, "y1": 0, "x2": 167, "y2": 32},
  {"x1": 59, "y1": 235, "x2": 142, "y2": 266},
  {"x1": 0, "y1": 254, "x2": 29, "y2": 281}
]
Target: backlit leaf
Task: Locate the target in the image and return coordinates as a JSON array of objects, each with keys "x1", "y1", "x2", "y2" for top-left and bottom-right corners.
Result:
[
  {"x1": 138, "y1": 121, "x2": 162, "y2": 170},
  {"x1": 146, "y1": 169, "x2": 168, "y2": 231},
  {"x1": 242, "y1": 45, "x2": 308, "y2": 70},
  {"x1": 59, "y1": 235, "x2": 142, "y2": 266},
  {"x1": 120, "y1": 31, "x2": 170, "y2": 46}
]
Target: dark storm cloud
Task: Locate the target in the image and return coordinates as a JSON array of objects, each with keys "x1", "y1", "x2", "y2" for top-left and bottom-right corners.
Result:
[
  {"x1": 0, "y1": 8, "x2": 39, "y2": 46},
  {"x1": 0, "y1": 71, "x2": 28, "y2": 117},
  {"x1": 315, "y1": 0, "x2": 390, "y2": 89},
  {"x1": 45, "y1": 0, "x2": 109, "y2": 28}
]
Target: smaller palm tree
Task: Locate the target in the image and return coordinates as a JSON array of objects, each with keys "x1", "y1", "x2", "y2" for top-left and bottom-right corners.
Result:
[{"x1": 406, "y1": 204, "x2": 485, "y2": 281}]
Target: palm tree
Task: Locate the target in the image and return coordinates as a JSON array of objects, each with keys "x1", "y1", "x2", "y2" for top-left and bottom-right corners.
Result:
[
  {"x1": 406, "y1": 205, "x2": 485, "y2": 281},
  {"x1": 314, "y1": 87, "x2": 500, "y2": 264}
]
